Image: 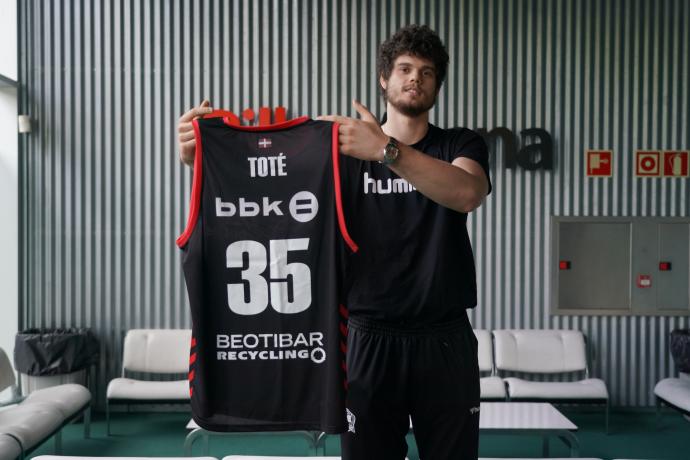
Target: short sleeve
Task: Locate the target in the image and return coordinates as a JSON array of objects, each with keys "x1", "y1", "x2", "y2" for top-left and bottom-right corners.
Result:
[{"x1": 449, "y1": 128, "x2": 492, "y2": 195}]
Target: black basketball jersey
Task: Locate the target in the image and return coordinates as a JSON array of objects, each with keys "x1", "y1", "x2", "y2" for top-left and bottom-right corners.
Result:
[{"x1": 177, "y1": 115, "x2": 357, "y2": 433}]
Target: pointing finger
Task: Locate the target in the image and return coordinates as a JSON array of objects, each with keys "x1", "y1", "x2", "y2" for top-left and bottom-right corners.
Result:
[
  {"x1": 352, "y1": 100, "x2": 378, "y2": 124},
  {"x1": 179, "y1": 101, "x2": 214, "y2": 122}
]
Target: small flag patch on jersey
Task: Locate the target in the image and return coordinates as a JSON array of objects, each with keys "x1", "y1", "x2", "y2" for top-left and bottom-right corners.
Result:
[{"x1": 258, "y1": 138, "x2": 272, "y2": 148}]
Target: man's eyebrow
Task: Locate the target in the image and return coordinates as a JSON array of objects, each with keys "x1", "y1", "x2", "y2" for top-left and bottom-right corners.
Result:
[{"x1": 396, "y1": 62, "x2": 436, "y2": 71}]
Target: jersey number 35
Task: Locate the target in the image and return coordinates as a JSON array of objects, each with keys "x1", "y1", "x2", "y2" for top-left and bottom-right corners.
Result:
[{"x1": 226, "y1": 238, "x2": 312, "y2": 315}]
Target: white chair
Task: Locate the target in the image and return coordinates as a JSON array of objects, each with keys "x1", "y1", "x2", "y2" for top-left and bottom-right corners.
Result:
[
  {"x1": 0, "y1": 434, "x2": 22, "y2": 460},
  {"x1": 493, "y1": 329, "x2": 609, "y2": 431},
  {"x1": 0, "y1": 347, "x2": 91, "y2": 459},
  {"x1": 106, "y1": 329, "x2": 192, "y2": 435},
  {"x1": 474, "y1": 329, "x2": 507, "y2": 400},
  {"x1": 654, "y1": 372, "x2": 690, "y2": 419}
]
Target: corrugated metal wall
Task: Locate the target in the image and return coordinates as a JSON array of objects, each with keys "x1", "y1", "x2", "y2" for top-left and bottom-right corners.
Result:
[{"x1": 18, "y1": 0, "x2": 690, "y2": 408}]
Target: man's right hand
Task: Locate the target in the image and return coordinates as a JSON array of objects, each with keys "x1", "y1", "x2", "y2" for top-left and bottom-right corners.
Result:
[{"x1": 178, "y1": 100, "x2": 214, "y2": 166}]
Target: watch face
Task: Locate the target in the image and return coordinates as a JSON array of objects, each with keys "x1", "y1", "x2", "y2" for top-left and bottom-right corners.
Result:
[
  {"x1": 379, "y1": 137, "x2": 399, "y2": 164},
  {"x1": 384, "y1": 144, "x2": 399, "y2": 163}
]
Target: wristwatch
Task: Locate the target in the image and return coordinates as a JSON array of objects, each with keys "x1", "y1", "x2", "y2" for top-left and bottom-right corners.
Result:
[{"x1": 380, "y1": 136, "x2": 401, "y2": 165}]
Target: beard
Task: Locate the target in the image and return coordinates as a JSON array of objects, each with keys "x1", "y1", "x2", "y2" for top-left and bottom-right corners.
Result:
[{"x1": 384, "y1": 85, "x2": 437, "y2": 117}]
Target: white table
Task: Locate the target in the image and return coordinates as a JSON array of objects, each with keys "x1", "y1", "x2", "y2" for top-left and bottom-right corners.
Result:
[
  {"x1": 404, "y1": 402, "x2": 579, "y2": 457},
  {"x1": 183, "y1": 419, "x2": 322, "y2": 456},
  {"x1": 185, "y1": 402, "x2": 580, "y2": 457},
  {"x1": 477, "y1": 402, "x2": 579, "y2": 457}
]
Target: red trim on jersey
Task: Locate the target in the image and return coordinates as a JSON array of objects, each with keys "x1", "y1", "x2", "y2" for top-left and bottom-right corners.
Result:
[
  {"x1": 331, "y1": 123, "x2": 358, "y2": 253},
  {"x1": 225, "y1": 112, "x2": 242, "y2": 126},
  {"x1": 222, "y1": 115, "x2": 310, "y2": 131},
  {"x1": 339, "y1": 303, "x2": 349, "y2": 319},
  {"x1": 189, "y1": 387, "x2": 194, "y2": 397},
  {"x1": 339, "y1": 322, "x2": 348, "y2": 336},
  {"x1": 189, "y1": 369, "x2": 195, "y2": 381},
  {"x1": 340, "y1": 341, "x2": 347, "y2": 354},
  {"x1": 176, "y1": 120, "x2": 204, "y2": 248},
  {"x1": 191, "y1": 337, "x2": 197, "y2": 347},
  {"x1": 202, "y1": 109, "x2": 238, "y2": 121},
  {"x1": 189, "y1": 352, "x2": 197, "y2": 365}
]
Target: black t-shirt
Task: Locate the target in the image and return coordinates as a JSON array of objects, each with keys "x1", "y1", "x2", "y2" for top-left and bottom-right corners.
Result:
[{"x1": 340, "y1": 123, "x2": 491, "y2": 326}]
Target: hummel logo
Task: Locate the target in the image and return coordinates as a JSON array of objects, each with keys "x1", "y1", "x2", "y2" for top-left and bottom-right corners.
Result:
[
  {"x1": 469, "y1": 406, "x2": 480, "y2": 415},
  {"x1": 363, "y1": 172, "x2": 416, "y2": 194}
]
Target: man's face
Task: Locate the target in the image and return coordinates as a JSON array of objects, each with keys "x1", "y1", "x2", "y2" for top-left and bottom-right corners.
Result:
[{"x1": 380, "y1": 53, "x2": 438, "y2": 117}]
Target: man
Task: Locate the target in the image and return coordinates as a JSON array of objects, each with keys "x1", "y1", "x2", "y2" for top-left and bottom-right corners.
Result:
[{"x1": 179, "y1": 24, "x2": 490, "y2": 460}]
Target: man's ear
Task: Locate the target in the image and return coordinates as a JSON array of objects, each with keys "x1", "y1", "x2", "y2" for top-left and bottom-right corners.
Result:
[{"x1": 379, "y1": 74, "x2": 387, "y2": 91}]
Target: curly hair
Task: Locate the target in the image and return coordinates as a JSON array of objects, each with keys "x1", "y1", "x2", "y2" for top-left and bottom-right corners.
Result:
[{"x1": 376, "y1": 25, "x2": 449, "y2": 99}]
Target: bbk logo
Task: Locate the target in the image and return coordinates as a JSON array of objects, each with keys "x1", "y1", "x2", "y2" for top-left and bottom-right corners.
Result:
[{"x1": 215, "y1": 191, "x2": 318, "y2": 223}]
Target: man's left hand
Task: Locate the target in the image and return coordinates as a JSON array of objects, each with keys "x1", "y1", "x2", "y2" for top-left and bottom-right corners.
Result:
[{"x1": 317, "y1": 100, "x2": 389, "y2": 162}]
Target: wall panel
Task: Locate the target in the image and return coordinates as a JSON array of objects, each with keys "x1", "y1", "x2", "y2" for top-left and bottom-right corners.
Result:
[{"x1": 18, "y1": 0, "x2": 690, "y2": 407}]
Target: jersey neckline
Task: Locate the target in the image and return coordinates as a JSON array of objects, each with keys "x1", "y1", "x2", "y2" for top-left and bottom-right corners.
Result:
[{"x1": 222, "y1": 115, "x2": 311, "y2": 131}]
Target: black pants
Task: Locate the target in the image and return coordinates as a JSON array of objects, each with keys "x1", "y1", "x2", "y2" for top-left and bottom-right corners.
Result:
[{"x1": 340, "y1": 312, "x2": 480, "y2": 460}]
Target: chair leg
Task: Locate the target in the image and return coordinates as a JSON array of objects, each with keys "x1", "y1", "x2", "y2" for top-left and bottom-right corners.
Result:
[
  {"x1": 84, "y1": 405, "x2": 91, "y2": 438},
  {"x1": 605, "y1": 400, "x2": 610, "y2": 434},
  {"x1": 106, "y1": 400, "x2": 111, "y2": 436}
]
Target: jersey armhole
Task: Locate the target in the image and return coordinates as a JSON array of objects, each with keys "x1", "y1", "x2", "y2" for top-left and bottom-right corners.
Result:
[
  {"x1": 331, "y1": 122, "x2": 358, "y2": 253},
  {"x1": 176, "y1": 119, "x2": 204, "y2": 248}
]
